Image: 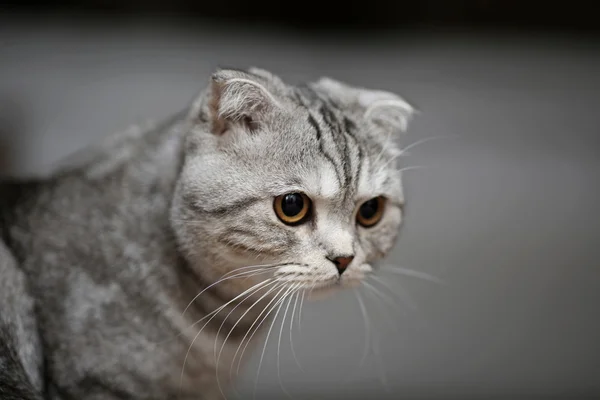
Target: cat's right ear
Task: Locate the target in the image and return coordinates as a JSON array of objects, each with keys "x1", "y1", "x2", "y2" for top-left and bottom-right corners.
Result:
[{"x1": 191, "y1": 69, "x2": 283, "y2": 135}]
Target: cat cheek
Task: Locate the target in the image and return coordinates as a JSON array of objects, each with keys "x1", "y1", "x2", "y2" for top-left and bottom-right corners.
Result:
[{"x1": 359, "y1": 221, "x2": 401, "y2": 260}]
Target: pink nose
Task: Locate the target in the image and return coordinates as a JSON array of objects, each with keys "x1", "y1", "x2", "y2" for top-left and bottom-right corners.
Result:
[{"x1": 329, "y1": 256, "x2": 354, "y2": 275}]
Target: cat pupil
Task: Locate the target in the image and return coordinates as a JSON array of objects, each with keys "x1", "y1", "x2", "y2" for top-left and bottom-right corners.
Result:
[
  {"x1": 360, "y1": 199, "x2": 379, "y2": 219},
  {"x1": 282, "y1": 193, "x2": 304, "y2": 216}
]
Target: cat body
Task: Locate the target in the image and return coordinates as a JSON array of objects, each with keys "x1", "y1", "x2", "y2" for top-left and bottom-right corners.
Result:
[{"x1": 0, "y1": 68, "x2": 414, "y2": 399}]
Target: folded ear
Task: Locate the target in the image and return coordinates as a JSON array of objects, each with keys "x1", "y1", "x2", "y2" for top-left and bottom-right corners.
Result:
[
  {"x1": 313, "y1": 77, "x2": 416, "y2": 133},
  {"x1": 194, "y1": 68, "x2": 284, "y2": 135}
]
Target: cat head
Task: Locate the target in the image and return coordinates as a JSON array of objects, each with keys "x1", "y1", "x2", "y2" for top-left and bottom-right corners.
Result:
[{"x1": 171, "y1": 67, "x2": 415, "y2": 298}]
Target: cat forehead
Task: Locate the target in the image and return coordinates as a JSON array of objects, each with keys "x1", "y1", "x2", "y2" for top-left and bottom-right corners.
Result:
[{"x1": 290, "y1": 154, "x2": 400, "y2": 201}]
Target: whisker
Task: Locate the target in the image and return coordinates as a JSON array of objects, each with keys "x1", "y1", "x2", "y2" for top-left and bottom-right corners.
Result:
[
  {"x1": 253, "y1": 284, "x2": 299, "y2": 400},
  {"x1": 353, "y1": 285, "x2": 392, "y2": 388},
  {"x1": 181, "y1": 265, "x2": 275, "y2": 318},
  {"x1": 215, "y1": 280, "x2": 287, "y2": 369},
  {"x1": 213, "y1": 271, "x2": 275, "y2": 359},
  {"x1": 378, "y1": 134, "x2": 459, "y2": 172},
  {"x1": 395, "y1": 165, "x2": 429, "y2": 174},
  {"x1": 239, "y1": 269, "x2": 273, "y2": 285},
  {"x1": 297, "y1": 290, "x2": 306, "y2": 334},
  {"x1": 380, "y1": 266, "x2": 445, "y2": 285},
  {"x1": 362, "y1": 280, "x2": 399, "y2": 311},
  {"x1": 400, "y1": 134, "x2": 460, "y2": 154},
  {"x1": 377, "y1": 276, "x2": 419, "y2": 313},
  {"x1": 373, "y1": 129, "x2": 394, "y2": 167},
  {"x1": 288, "y1": 291, "x2": 304, "y2": 372},
  {"x1": 371, "y1": 329, "x2": 390, "y2": 393},
  {"x1": 229, "y1": 281, "x2": 291, "y2": 380},
  {"x1": 276, "y1": 291, "x2": 296, "y2": 398},
  {"x1": 360, "y1": 281, "x2": 401, "y2": 334},
  {"x1": 371, "y1": 275, "x2": 414, "y2": 307},
  {"x1": 159, "y1": 274, "x2": 274, "y2": 348},
  {"x1": 179, "y1": 278, "x2": 274, "y2": 397},
  {"x1": 380, "y1": 271, "x2": 434, "y2": 334},
  {"x1": 214, "y1": 281, "x2": 289, "y2": 399},
  {"x1": 215, "y1": 286, "x2": 285, "y2": 397},
  {"x1": 354, "y1": 292, "x2": 371, "y2": 368},
  {"x1": 220, "y1": 262, "x2": 281, "y2": 279},
  {"x1": 226, "y1": 282, "x2": 290, "y2": 398}
]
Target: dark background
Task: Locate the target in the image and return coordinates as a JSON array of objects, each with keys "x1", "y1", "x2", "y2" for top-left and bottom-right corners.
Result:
[{"x1": 1, "y1": 0, "x2": 599, "y2": 33}]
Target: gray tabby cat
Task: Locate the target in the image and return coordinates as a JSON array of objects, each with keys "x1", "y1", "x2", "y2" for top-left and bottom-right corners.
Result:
[{"x1": 0, "y1": 67, "x2": 414, "y2": 399}]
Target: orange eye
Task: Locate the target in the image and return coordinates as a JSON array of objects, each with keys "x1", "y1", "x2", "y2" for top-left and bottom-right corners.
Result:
[
  {"x1": 356, "y1": 196, "x2": 386, "y2": 227},
  {"x1": 274, "y1": 193, "x2": 311, "y2": 225}
]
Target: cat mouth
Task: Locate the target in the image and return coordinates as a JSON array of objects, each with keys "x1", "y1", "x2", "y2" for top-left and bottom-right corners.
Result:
[{"x1": 272, "y1": 263, "x2": 369, "y2": 298}]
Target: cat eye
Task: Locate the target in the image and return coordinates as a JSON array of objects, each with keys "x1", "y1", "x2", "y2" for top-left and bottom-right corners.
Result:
[
  {"x1": 274, "y1": 192, "x2": 311, "y2": 225},
  {"x1": 356, "y1": 196, "x2": 386, "y2": 227}
]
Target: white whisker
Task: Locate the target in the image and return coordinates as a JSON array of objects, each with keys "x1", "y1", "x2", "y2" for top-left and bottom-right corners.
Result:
[
  {"x1": 371, "y1": 330, "x2": 390, "y2": 393},
  {"x1": 378, "y1": 134, "x2": 458, "y2": 172},
  {"x1": 391, "y1": 278, "x2": 419, "y2": 312},
  {"x1": 213, "y1": 271, "x2": 276, "y2": 359},
  {"x1": 297, "y1": 290, "x2": 306, "y2": 334},
  {"x1": 371, "y1": 275, "x2": 417, "y2": 312},
  {"x1": 214, "y1": 281, "x2": 290, "y2": 400},
  {"x1": 226, "y1": 282, "x2": 291, "y2": 398},
  {"x1": 163, "y1": 269, "x2": 273, "y2": 346},
  {"x1": 354, "y1": 292, "x2": 371, "y2": 368},
  {"x1": 288, "y1": 291, "x2": 304, "y2": 372},
  {"x1": 176, "y1": 277, "x2": 274, "y2": 343},
  {"x1": 215, "y1": 280, "x2": 286, "y2": 370},
  {"x1": 361, "y1": 281, "x2": 401, "y2": 333},
  {"x1": 220, "y1": 262, "x2": 279, "y2": 279},
  {"x1": 380, "y1": 266, "x2": 445, "y2": 285},
  {"x1": 276, "y1": 291, "x2": 296, "y2": 398},
  {"x1": 179, "y1": 278, "x2": 274, "y2": 397},
  {"x1": 378, "y1": 151, "x2": 404, "y2": 171},
  {"x1": 362, "y1": 280, "x2": 398, "y2": 311},
  {"x1": 181, "y1": 265, "x2": 274, "y2": 318},
  {"x1": 400, "y1": 134, "x2": 459, "y2": 154},
  {"x1": 230, "y1": 281, "x2": 291, "y2": 380},
  {"x1": 373, "y1": 129, "x2": 394, "y2": 167},
  {"x1": 396, "y1": 165, "x2": 429, "y2": 174},
  {"x1": 253, "y1": 284, "x2": 299, "y2": 399}
]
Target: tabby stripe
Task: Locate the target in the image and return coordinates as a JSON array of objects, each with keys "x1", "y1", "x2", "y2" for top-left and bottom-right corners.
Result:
[
  {"x1": 318, "y1": 103, "x2": 353, "y2": 201},
  {"x1": 315, "y1": 107, "x2": 348, "y2": 188},
  {"x1": 343, "y1": 117, "x2": 361, "y2": 181},
  {"x1": 307, "y1": 114, "x2": 343, "y2": 188},
  {"x1": 182, "y1": 193, "x2": 262, "y2": 216},
  {"x1": 222, "y1": 227, "x2": 296, "y2": 248},
  {"x1": 343, "y1": 130, "x2": 361, "y2": 202},
  {"x1": 297, "y1": 85, "x2": 320, "y2": 106},
  {"x1": 219, "y1": 238, "x2": 288, "y2": 257}
]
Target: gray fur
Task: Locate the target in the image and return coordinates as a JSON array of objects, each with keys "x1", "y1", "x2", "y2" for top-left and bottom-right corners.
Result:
[
  {"x1": 0, "y1": 240, "x2": 44, "y2": 400},
  {"x1": 0, "y1": 68, "x2": 414, "y2": 399}
]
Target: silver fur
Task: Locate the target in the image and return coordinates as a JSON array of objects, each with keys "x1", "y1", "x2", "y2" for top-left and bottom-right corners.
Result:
[{"x1": 0, "y1": 67, "x2": 414, "y2": 399}]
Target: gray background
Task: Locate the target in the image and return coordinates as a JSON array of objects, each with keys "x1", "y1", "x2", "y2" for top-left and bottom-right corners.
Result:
[{"x1": 1, "y1": 19, "x2": 599, "y2": 399}]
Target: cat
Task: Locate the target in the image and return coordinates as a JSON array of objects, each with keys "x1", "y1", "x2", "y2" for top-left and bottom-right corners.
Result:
[{"x1": 0, "y1": 67, "x2": 414, "y2": 399}]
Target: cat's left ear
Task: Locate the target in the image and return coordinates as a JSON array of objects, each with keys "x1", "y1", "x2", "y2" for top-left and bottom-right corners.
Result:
[
  {"x1": 313, "y1": 77, "x2": 416, "y2": 133},
  {"x1": 191, "y1": 68, "x2": 285, "y2": 135}
]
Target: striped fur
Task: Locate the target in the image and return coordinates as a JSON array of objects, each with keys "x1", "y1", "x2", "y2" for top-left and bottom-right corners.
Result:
[{"x1": 0, "y1": 67, "x2": 413, "y2": 399}]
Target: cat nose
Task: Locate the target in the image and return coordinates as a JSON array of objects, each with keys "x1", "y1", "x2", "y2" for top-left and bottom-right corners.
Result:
[{"x1": 327, "y1": 255, "x2": 354, "y2": 276}]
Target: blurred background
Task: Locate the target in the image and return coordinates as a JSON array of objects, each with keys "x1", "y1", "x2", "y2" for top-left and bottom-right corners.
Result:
[{"x1": 1, "y1": 1, "x2": 599, "y2": 399}]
